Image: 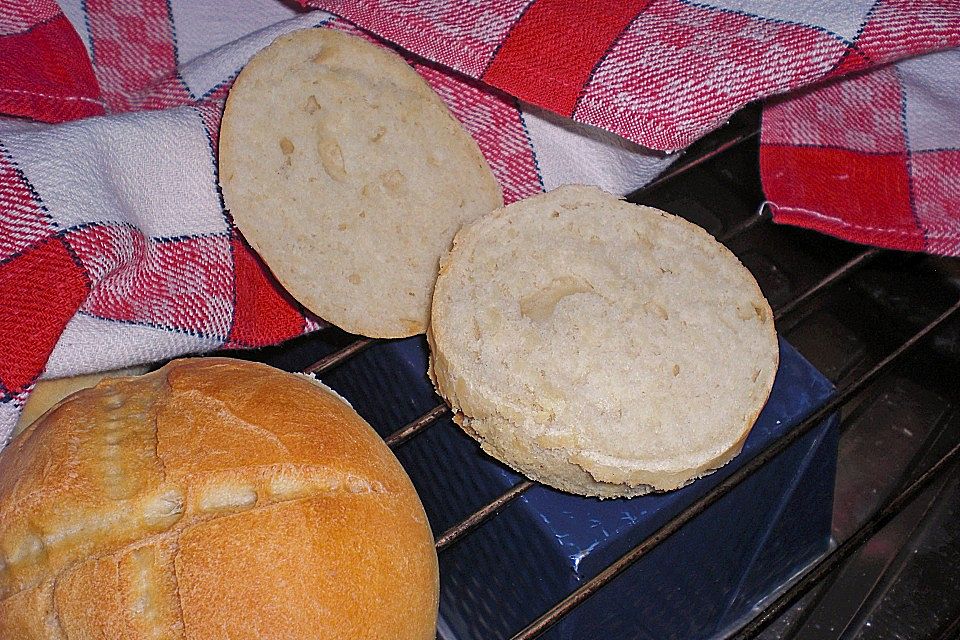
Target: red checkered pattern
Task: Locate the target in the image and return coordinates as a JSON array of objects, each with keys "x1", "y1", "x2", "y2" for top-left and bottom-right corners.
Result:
[
  {"x1": 0, "y1": 145, "x2": 55, "y2": 261},
  {"x1": 84, "y1": 0, "x2": 180, "y2": 112},
  {"x1": 67, "y1": 225, "x2": 235, "y2": 338},
  {"x1": 309, "y1": 0, "x2": 960, "y2": 150},
  {"x1": 855, "y1": 0, "x2": 960, "y2": 66},
  {"x1": 0, "y1": 2, "x2": 62, "y2": 34},
  {"x1": 762, "y1": 47, "x2": 960, "y2": 255},
  {"x1": 0, "y1": 0, "x2": 958, "y2": 441},
  {"x1": 576, "y1": 1, "x2": 847, "y2": 151},
  {"x1": 760, "y1": 65, "x2": 906, "y2": 154},
  {"x1": 0, "y1": 2, "x2": 103, "y2": 122}
]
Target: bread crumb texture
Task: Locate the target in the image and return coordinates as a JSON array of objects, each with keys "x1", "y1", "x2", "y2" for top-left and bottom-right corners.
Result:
[
  {"x1": 219, "y1": 28, "x2": 502, "y2": 338},
  {"x1": 0, "y1": 358, "x2": 439, "y2": 639},
  {"x1": 428, "y1": 185, "x2": 779, "y2": 498}
]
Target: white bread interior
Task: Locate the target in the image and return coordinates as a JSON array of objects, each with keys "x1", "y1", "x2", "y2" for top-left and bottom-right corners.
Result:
[
  {"x1": 428, "y1": 185, "x2": 778, "y2": 498},
  {"x1": 220, "y1": 28, "x2": 503, "y2": 338}
]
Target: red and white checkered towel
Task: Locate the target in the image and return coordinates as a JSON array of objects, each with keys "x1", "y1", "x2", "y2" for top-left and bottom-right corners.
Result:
[{"x1": 1, "y1": 0, "x2": 958, "y2": 442}]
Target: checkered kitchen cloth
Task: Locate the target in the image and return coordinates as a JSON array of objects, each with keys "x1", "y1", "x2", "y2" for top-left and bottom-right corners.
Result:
[
  {"x1": 1, "y1": 0, "x2": 958, "y2": 440},
  {"x1": 321, "y1": 0, "x2": 960, "y2": 251}
]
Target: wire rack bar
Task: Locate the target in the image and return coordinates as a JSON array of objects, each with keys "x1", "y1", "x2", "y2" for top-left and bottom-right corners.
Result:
[
  {"x1": 385, "y1": 404, "x2": 450, "y2": 448},
  {"x1": 776, "y1": 407, "x2": 958, "y2": 640},
  {"x1": 774, "y1": 248, "x2": 881, "y2": 321},
  {"x1": 303, "y1": 337, "x2": 377, "y2": 375},
  {"x1": 636, "y1": 128, "x2": 759, "y2": 195},
  {"x1": 717, "y1": 204, "x2": 771, "y2": 244},
  {"x1": 435, "y1": 480, "x2": 535, "y2": 552},
  {"x1": 932, "y1": 610, "x2": 960, "y2": 640}
]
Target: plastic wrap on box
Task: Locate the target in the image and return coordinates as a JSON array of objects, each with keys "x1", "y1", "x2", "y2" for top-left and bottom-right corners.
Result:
[{"x1": 291, "y1": 335, "x2": 836, "y2": 640}]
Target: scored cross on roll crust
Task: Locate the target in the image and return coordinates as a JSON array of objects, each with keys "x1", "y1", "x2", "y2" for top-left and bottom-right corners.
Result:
[{"x1": 0, "y1": 358, "x2": 439, "y2": 639}]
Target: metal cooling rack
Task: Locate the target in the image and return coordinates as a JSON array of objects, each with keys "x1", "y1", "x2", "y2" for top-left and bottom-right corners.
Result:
[{"x1": 228, "y1": 105, "x2": 960, "y2": 639}]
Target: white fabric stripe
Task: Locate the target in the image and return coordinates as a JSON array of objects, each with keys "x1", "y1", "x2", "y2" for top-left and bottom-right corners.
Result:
[
  {"x1": 520, "y1": 105, "x2": 677, "y2": 196},
  {"x1": 1, "y1": 106, "x2": 226, "y2": 238},
  {"x1": 44, "y1": 312, "x2": 222, "y2": 379},
  {"x1": 176, "y1": 11, "x2": 333, "y2": 100},
  {"x1": 0, "y1": 397, "x2": 23, "y2": 447},
  {"x1": 690, "y1": 0, "x2": 875, "y2": 41},
  {"x1": 900, "y1": 49, "x2": 960, "y2": 152},
  {"x1": 170, "y1": 0, "x2": 303, "y2": 66}
]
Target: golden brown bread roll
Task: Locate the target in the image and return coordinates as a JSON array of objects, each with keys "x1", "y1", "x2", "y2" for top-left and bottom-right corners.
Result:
[{"x1": 0, "y1": 358, "x2": 439, "y2": 639}]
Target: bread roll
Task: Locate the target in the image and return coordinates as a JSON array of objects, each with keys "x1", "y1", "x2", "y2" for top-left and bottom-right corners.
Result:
[
  {"x1": 428, "y1": 185, "x2": 778, "y2": 498},
  {"x1": 0, "y1": 358, "x2": 439, "y2": 639},
  {"x1": 220, "y1": 28, "x2": 503, "y2": 338},
  {"x1": 15, "y1": 366, "x2": 150, "y2": 438}
]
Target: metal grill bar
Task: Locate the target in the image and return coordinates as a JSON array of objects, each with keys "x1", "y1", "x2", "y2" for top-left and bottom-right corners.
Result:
[
  {"x1": 303, "y1": 337, "x2": 377, "y2": 374},
  {"x1": 716, "y1": 204, "x2": 771, "y2": 244},
  {"x1": 385, "y1": 404, "x2": 449, "y2": 448},
  {"x1": 731, "y1": 440, "x2": 960, "y2": 639},
  {"x1": 435, "y1": 480, "x2": 535, "y2": 552},
  {"x1": 635, "y1": 128, "x2": 759, "y2": 195},
  {"x1": 509, "y1": 297, "x2": 960, "y2": 640},
  {"x1": 773, "y1": 248, "x2": 881, "y2": 321},
  {"x1": 776, "y1": 406, "x2": 957, "y2": 640},
  {"x1": 933, "y1": 611, "x2": 960, "y2": 640}
]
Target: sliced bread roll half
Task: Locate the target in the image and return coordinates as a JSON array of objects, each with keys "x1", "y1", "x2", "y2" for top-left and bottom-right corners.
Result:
[
  {"x1": 428, "y1": 185, "x2": 778, "y2": 498},
  {"x1": 220, "y1": 28, "x2": 503, "y2": 338}
]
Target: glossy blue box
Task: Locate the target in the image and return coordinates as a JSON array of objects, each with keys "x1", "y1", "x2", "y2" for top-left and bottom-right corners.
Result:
[{"x1": 318, "y1": 336, "x2": 837, "y2": 640}]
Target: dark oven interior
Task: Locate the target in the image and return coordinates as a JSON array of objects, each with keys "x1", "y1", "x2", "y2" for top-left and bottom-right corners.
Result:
[{"x1": 216, "y1": 105, "x2": 960, "y2": 640}]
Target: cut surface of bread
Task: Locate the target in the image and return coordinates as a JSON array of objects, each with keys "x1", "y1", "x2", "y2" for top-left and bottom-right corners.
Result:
[
  {"x1": 220, "y1": 28, "x2": 503, "y2": 338},
  {"x1": 0, "y1": 358, "x2": 439, "y2": 639},
  {"x1": 428, "y1": 185, "x2": 778, "y2": 498}
]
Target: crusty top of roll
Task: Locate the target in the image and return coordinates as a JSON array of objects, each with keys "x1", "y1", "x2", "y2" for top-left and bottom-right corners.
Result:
[
  {"x1": 14, "y1": 366, "x2": 150, "y2": 439},
  {"x1": 428, "y1": 185, "x2": 778, "y2": 498},
  {"x1": 0, "y1": 358, "x2": 438, "y2": 639}
]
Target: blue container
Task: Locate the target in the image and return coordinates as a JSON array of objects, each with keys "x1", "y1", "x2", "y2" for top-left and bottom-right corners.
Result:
[{"x1": 317, "y1": 336, "x2": 837, "y2": 640}]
